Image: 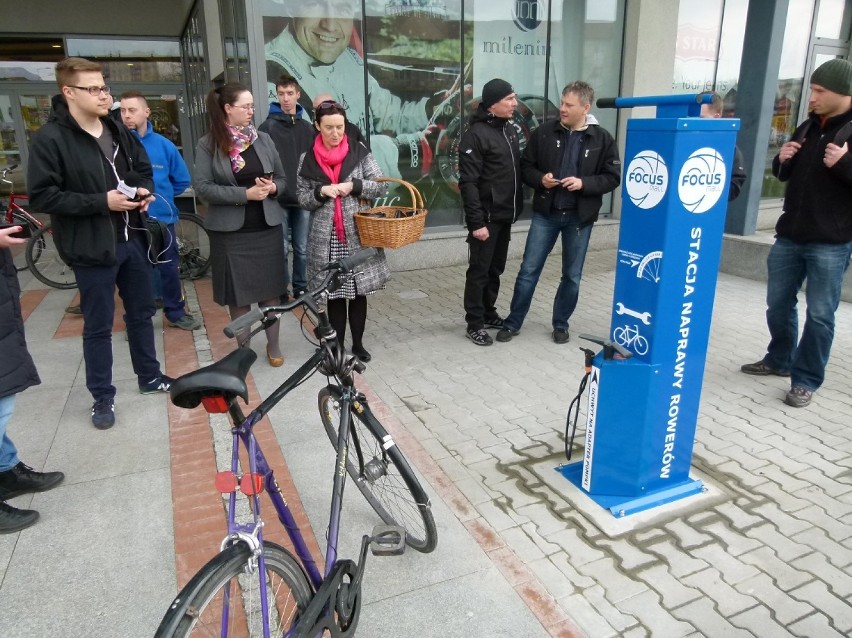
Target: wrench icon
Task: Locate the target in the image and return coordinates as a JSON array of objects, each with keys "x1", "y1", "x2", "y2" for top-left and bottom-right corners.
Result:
[{"x1": 615, "y1": 302, "x2": 652, "y2": 325}]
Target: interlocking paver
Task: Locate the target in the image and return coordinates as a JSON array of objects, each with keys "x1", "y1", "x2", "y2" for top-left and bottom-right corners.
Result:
[
  {"x1": 672, "y1": 598, "x2": 755, "y2": 638},
  {"x1": 788, "y1": 581, "x2": 852, "y2": 634},
  {"x1": 615, "y1": 590, "x2": 696, "y2": 637},
  {"x1": 744, "y1": 523, "x2": 814, "y2": 562},
  {"x1": 729, "y1": 605, "x2": 798, "y2": 638},
  {"x1": 681, "y1": 567, "x2": 758, "y2": 616},
  {"x1": 738, "y1": 545, "x2": 814, "y2": 591},
  {"x1": 733, "y1": 573, "x2": 815, "y2": 625}
]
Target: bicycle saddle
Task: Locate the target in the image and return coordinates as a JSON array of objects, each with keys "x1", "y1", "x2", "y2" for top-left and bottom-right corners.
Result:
[{"x1": 169, "y1": 348, "x2": 257, "y2": 409}]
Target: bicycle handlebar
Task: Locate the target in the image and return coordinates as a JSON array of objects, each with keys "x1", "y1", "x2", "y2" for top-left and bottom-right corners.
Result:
[{"x1": 222, "y1": 247, "x2": 379, "y2": 339}]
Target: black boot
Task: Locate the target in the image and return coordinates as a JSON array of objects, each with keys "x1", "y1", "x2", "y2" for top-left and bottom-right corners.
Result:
[
  {"x1": 0, "y1": 462, "x2": 65, "y2": 501},
  {"x1": 0, "y1": 501, "x2": 39, "y2": 534}
]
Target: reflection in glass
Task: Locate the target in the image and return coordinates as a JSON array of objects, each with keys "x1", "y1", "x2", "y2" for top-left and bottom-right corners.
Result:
[{"x1": 814, "y1": 0, "x2": 851, "y2": 40}]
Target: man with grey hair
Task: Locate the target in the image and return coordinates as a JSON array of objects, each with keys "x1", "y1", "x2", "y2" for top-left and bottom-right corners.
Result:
[{"x1": 497, "y1": 81, "x2": 621, "y2": 345}]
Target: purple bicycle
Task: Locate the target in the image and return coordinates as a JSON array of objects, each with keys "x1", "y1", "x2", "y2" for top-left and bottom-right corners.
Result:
[{"x1": 154, "y1": 248, "x2": 436, "y2": 637}]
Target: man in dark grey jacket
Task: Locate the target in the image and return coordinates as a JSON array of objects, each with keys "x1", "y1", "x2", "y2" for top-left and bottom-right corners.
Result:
[
  {"x1": 0, "y1": 226, "x2": 64, "y2": 533},
  {"x1": 497, "y1": 81, "x2": 621, "y2": 345}
]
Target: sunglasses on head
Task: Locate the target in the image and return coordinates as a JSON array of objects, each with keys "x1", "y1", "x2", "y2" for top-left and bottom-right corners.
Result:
[{"x1": 315, "y1": 100, "x2": 346, "y2": 113}]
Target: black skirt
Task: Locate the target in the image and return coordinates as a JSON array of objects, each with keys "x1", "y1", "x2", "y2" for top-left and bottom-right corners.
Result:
[{"x1": 209, "y1": 226, "x2": 286, "y2": 307}]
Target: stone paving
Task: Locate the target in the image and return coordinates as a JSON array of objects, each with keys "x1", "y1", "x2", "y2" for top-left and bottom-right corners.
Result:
[{"x1": 358, "y1": 247, "x2": 852, "y2": 637}]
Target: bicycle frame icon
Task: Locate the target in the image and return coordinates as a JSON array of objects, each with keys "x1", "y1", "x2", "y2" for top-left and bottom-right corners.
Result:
[{"x1": 612, "y1": 323, "x2": 650, "y2": 356}]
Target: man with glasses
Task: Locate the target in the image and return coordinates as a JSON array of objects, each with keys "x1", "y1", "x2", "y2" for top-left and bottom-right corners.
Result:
[{"x1": 27, "y1": 57, "x2": 172, "y2": 430}]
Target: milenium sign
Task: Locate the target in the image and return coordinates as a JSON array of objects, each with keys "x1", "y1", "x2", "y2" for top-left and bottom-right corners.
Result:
[
  {"x1": 625, "y1": 150, "x2": 669, "y2": 210},
  {"x1": 512, "y1": 0, "x2": 544, "y2": 31}
]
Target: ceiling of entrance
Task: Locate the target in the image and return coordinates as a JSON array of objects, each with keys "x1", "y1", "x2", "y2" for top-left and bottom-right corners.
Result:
[{"x1": 0, "y1": 0, "x2": 195, "y2": 37}]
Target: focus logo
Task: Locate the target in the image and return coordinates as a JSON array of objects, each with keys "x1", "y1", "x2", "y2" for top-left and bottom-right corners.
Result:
[
  {"x1": 512, "y1": 0, "x2": 544, "y2": 32},
  {"x1": 678, "y1": 147, "x2": 726, "y2": 213},
  {"x1": 625, "y1": 150, "x2": 668, "y2": 210}
]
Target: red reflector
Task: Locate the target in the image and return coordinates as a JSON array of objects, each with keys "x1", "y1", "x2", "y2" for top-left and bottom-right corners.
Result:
[
  {"x1": 214, "y1": 472, "x2": 238, "y2": 493},
  {"x1": 240, "y1": 473, "x2": 265, "y2": 496},
  {"x1": 200, "y1": 395, "x2": 230, "y2": 413}
]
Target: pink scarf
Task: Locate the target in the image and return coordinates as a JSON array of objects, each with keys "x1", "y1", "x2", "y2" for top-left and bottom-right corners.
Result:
[
  {"x1": 312, "y1": 134, "x2": 350, "y2": 243},
  {"x1": 226, "y1": 123, "x2": 258, "y2": 173}
]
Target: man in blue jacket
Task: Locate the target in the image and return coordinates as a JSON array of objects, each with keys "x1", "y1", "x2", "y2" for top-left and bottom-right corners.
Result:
[
  {"x1": 259, "y1": 75, "x2": 315, "y2": 299},
  {"x1": 28, "y1": 58, "x2": 172, "y2": 430},
  {"x1": 497, "y1": 81, "x2": 621, "y2": 345},
  {"x1": 120, "y1": 91, "x2": 200, "y2": 330}
]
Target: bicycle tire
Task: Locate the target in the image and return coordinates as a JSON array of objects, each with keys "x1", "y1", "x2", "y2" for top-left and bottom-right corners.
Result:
[
  {"x1": 25, "y1": 224, "x2": 77, "y2": 289},
  {"x1": 176, "y1": 212, "x2": 211, "y2": 279},
  {"x1": 155, "y1": 541, "x2": 313, "y2": 638},
  {"x1": 10, "y1": 212, "x2": 39, "y2": 272},
  {"x1": 318, "y1": 386, "x2": 437, "y2": 553}
]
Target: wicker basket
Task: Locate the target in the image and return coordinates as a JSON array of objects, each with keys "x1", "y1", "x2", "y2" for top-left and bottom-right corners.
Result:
[{"x1": 354, "y1": 177, "x2": 427, "y2": 249}]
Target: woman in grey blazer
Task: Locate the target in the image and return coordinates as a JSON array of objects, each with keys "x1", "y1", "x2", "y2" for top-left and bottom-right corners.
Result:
[{"x1": 194, "y1": 83, "x2": 288, "y2": 366}]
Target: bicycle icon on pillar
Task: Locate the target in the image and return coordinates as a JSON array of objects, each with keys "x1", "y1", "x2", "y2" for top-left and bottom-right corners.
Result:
[{"x1": 612, "y1": 323, "x2": 650, "y2": 356}]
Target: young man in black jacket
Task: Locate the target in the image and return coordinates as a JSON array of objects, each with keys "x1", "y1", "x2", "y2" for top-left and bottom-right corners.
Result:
[
  {"x1": 27, "y1": 57, "x2": 171, "y2": 430},
  {"x1": 259, "y1": 75, "x2": 315, "y2": 299},
  {"x1": 0, "y1": 226, "x2": 65, "y2": 532},
  {"x1": 459, "y1": 78, "x2": 523, "y2": 346},
  {"x1": 741, "y1": 59, "x2": 852, "y2": 408},
  {"x1": 497, "y1": 81, "x2": 621, "y2": 345}
]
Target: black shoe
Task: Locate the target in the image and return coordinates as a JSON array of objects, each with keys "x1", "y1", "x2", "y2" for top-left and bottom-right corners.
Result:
[
  {"x1": 0, "y1": 501, "x2": 39, "y2": 534},
  {"x1": 785, "y1": 386, "x2": 813, "y2": 408},
  {"x1": 741, "y1": 360, "x2": 790, "y2": 377},
  {"x1": 91, "y1": 398, "x2": 116, "y2": 429},
  {"x1": 496, "y1": 327, "x2": 519, "y2": 342},
  {"x1": 352, "y1": 345, "x2": 372, "y2": 362},
  {"x1": 64, "y1": 304, "x2": 82, "y2": 315},
  {"x1": 466, "y1": 328, "x2": 493, "y2": 346},
  {"x1": 484, "y1": 316, "x2": 504, "y2": 329},
  {"x1": 0, "y1": 462, "x2": 65, "y2": 501},
  {"x1": 139, "y1": 375, "x2": 174, "y2": 395},
  {"x1": 553, "y1": 328, "x2": 570, "y2": 344}
]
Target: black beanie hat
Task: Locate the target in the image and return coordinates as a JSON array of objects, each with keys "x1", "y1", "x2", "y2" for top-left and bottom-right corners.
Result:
[
  {"x1": 481, "y1": 78, "x2": 514, "y2": 110},
  {"x1": 810, "y1": 59, "x2": 852, "y2": 96}
]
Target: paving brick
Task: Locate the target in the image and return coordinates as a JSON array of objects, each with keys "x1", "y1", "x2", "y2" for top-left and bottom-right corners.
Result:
[
  {"x1": 691, "y1": 545, "x2": 759, "y2": 586},
  {"x1": 790, "y1": 504, "x2": 852, "y2": 543},
  {"x1": 671, "y1": 597, "x2": 755, "y2": 638},
  {"x1": 542, "y1": 526, "x2": 607, "y2": 568},
  {"x1": 738, "y1": 545, "x2": 813, "y2": 591},
  {"x1": 788, "y1": 580, "x2": 852, "y2": 634},
  {"x1": 614, "y1": 590, "x2": 696, "y2": 637},
  {"x1": 644, "y1": 540, "x2": 711, "y2": 578},
  {"x1": 596, "y1": 537, "x2": 657, "y2": 572},
  {"x1": 681, "y1": 567, "x2": 758, "y2": 616},
  {"x1": 733, "y1": 572, "x2": 814, "y2": 625},
  {"x1": 664, "y1": 518, "x2": 713, "y2": 549},
  {"x1": 791, "y1": 552, "x2": 852, "y2": 598},
  {"x1": 792, "y1": 527, "x2": 852, "y2": 569},
  {"x1": 556, "y1": 591, "x2": 620, "y2": 638},
  {"x1": 703, "y1": 520, "x2": 763, "y2": 556},
  {"x1": 744, "y1": 523, "x2": 813, "y2": 562},
  {"x1": 729, "y1": 604, "x2": 797, "y2": 638},
  {"x1": 749, "y1": 501, "x2": 814, "y2": 536},
  {"x1": 576, "y1": 557, "x2": 648, "y2": 603},
  {"x1": 749, "y1": 481, "x2": 812, "y2": 512},
  {"x1": 576, "y1": 584, "x2": 639, "y2": 635},
  {"x1": 787, "y1": 612, "x2": 849, "y2": 638},
  {"x1": 635, "y1": 564, "x2": 702, "y2": 608}
]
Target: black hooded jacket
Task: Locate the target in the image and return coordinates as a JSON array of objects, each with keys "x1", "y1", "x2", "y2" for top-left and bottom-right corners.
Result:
[
  {"x1": 1, "y1": 248, "x2": 39, "y2": 399},
  {"x1": 458, "y1": 107, "x2": 523, "y2": 230},
  {"x1": 258, "y1": 103, "x2": 315, "y2": 208},
  {"x1": 772, "y1": 107, "x2": 852, "y2": 244},
  {"x1": 27, "y1": 95, "x2": 154, "y2": 267}
]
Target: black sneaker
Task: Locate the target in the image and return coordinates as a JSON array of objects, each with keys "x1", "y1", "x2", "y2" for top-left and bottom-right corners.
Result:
[
  {"x1": 741, "y1": 360, "x2": 790, "y2": 377},
  {"x1": 0, "y1": 462, "x2": 65, "y2": 501},
  {"x1": 496, "y1": 328, "x2": 519, "y2": 342},
  {"x1": 484, "y1": 316, "x2": 504, "y2": 329},
  {"x1": 91, "y1": 398, "x2": 116, "y2": 429},
  {"x1": 466, "y1": 328, "x2": 493, "y2": 346},
  {"x1": 785, "y1": 386, "x2": 813, "y2": 408},
  {"x1": 553, "y1": 328, "x2": 570, "y2": 344},
  {"x1": 0, "y1": 501, "x2": 39, "y2": 534},
  {"x1": 139, "y1": 375, "x2": 174, "y2": 395}
]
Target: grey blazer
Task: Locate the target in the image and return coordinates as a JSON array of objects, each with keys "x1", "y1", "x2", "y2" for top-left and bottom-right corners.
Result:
[{"x1": 193, "y1": 131, "x2": 287, "y2": 232}]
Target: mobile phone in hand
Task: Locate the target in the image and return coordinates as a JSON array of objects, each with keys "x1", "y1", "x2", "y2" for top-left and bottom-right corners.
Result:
[
  {"x1": 262, "y1": 172, "x2": 274, "y2": 180},
  {"x1": 0, "y1": 222, "x2": 32, "y2": 239}
]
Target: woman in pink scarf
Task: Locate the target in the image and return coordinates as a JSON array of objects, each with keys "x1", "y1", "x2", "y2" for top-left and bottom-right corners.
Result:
[{"x1": 297, "y1": 101, "x2": 390, "y2": 362}]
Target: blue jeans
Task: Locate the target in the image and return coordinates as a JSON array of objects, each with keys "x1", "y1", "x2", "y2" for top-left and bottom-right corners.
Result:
[
  {"x1": 153, "y1": 223, "x2": 187, "y2": 323},
  {"x1": 74, "y1": 237, "x2": 162, "y2": 401},
  {"x1": 504, "y1": 211, "x2": 592, "y2": 332},
  {"x1": 764, "y1": 238, "x2": 852, "y2": 391},
  {"x1": 283, "y1": 207, "x2": 310, "y2": 294},
  {"x1": 0, "y1": 395, "x2": 19, "y2": 472}
]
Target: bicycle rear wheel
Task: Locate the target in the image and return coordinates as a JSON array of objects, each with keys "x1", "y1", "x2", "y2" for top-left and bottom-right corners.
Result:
[
  {"x1": 319, "y1": 386, "x2": 437, "y2": 553},
  {"x1": 176, "y1": 212, "x2": 211, "y2": 279},
  {"x1": 10, "y1": 212, "x2": 38, "y2": 272},
  {"x1": 155, "y1": 541, "x2": 313, "y2": 638},
  {"x1": 25, "y1": 224, "x2": 77, "y2": 289}
]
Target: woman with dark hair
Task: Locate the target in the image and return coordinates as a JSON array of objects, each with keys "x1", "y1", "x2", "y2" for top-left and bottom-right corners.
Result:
[
  {"x1": 194, "y1": 83, "x2": 288, "y2": 366},
  {"x1": 297, "y1": 100, "x2": 390, "y2": 362}
]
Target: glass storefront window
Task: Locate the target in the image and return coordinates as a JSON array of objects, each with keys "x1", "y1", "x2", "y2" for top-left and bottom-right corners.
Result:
[
  {"x1": 65, "y1": 38, "x2": 182, "y2": 83},
  {"x1": 0, "y1": 95, "x2": 21, "y2": 171},
  {"x1": 814, "y1": 0, "x2": 852, "y2": 39}
]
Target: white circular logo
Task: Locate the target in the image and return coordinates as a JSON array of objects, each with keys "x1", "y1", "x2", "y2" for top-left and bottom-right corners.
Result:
[
  {"x1": 625, "y1": 150, "x2": 669, "y2": 210},
  {"x1": 678, "y1": 147, "x2": 727, "y2": 213}
]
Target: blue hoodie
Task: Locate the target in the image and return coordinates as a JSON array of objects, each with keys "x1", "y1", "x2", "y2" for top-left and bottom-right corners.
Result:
[{"x1": 131, "y1": 121, "x2": 191, "y2": 224}]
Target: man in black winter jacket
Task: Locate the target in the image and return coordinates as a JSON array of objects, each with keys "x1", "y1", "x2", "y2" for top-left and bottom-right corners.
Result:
[
  {"x1": 259, "y1": 75, "x2": 315, "y2": 298},
  {"x1": 0, "y1": 227, "x2": 65, "y2": 533},
  {"x1": 741, "y1": 58, "x2": 852, "y2": 409},
  {"x1": 27, "y1": 57, "x2": 171, "y2": 430},
  {"x1": 459, "y1": 78, "x2": 523, "y2": 346},
  {"x1": 496, "y1": 81, "x2": 621, "y2": 345}
]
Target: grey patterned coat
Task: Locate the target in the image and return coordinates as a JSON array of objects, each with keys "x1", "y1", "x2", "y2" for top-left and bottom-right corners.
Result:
[{"x1": 297, "y1": 142, "x2": 390, "y2": 296}]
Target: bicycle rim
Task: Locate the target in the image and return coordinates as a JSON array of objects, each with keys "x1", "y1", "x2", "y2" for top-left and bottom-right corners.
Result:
[
  {"x1": 318, "y1": 387, "x2": 437, "y2": 553},
  {"x1": 25, "y1": 225, "x2": 77, "y2": 289},
  {"x1": 176, "y1": 213, "x2": 211, "y2": 279},
  {"x1": 157, "y1": 541, "x2": 313, "y2": 637}
]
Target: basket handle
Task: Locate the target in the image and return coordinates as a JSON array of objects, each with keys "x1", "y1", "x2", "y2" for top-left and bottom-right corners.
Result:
[{"x1": 375, "y1": 177, "x2": 425, "y2": 210}]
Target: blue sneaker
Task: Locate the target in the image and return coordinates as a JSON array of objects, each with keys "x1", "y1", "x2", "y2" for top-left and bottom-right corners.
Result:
[{"x1": 139, "y1": 375, "x2": 174, "y2": 395}]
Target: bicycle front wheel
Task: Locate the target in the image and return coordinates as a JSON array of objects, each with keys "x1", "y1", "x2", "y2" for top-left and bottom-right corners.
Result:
[
  {"x1": 155, "y1": 541, "x2": 313, "y2": 638},
  {"x1": 25, "y1": 224, "x2": 77, "y2": 289},
  {"x1": 319, "y1": 386, "x2": 437, "y2": 553},
  {"x1": 10, "y1": 212, "x2": 38, "y2": 272},
  {"x1": 176, "y1": 212, "x2": 211, "y2": 279}
]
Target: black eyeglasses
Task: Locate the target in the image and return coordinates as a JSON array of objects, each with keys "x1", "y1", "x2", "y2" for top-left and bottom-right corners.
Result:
[{"x1": 69, "y1": 85, "x2": 111, "y2": 96}]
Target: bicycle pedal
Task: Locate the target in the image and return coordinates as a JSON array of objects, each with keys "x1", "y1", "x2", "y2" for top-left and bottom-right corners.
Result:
[{"x1": 369, "y1": 524, "x2": 406, "y2": 556}]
